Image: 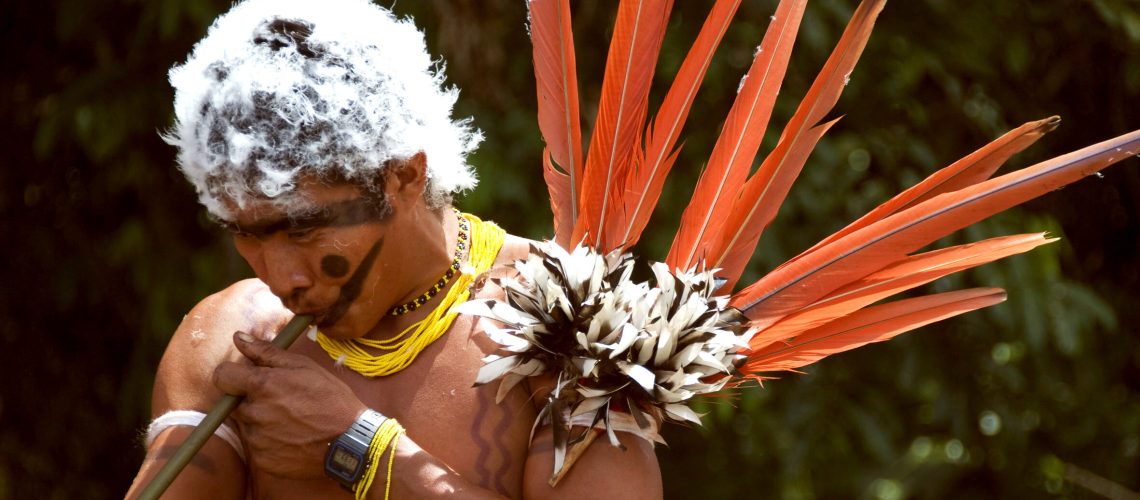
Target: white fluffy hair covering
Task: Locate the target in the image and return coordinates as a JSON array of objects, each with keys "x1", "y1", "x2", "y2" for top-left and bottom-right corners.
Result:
[{"x1": 167, "y1": 0, "x2": 481, "y2": 218}]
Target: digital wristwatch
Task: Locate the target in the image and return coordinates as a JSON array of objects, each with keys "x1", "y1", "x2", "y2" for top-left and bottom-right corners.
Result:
[{"x1": 324, "y1": 409, "x2": 386, "y2": 491}]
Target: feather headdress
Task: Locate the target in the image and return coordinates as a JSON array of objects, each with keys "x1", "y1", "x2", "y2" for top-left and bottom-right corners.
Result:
[{"x1": 457, "y1": 0, "x2": 1140, "y2": 484}]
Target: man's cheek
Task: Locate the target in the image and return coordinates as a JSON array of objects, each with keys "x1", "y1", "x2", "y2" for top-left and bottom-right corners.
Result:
[{"x1": 321, "y1": 238, "x2": 383, "y2": 327}]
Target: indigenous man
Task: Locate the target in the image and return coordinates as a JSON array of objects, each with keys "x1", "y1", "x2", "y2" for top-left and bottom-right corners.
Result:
[{"x1": 126, "y1": 0, "x2": 662, "y2": 498}]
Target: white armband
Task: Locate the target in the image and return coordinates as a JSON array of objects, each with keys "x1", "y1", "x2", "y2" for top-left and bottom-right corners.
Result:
[{"x1": 146, "y1": 410, "x2": 247, "y2": 463}]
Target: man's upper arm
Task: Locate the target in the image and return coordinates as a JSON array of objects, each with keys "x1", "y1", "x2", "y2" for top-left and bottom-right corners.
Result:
[
  {"x1": 522, "y1": 426, "x2": 663, "y2": 499},
  {"x1": 127, "y1": 425, "x2": 247, "y2": 499},
  {"x1": 151, "y1": 279, "x2": 288, "y2": 412},
  {"x1": 127, "y1": 280, "x2": 278, "y2": 499}
]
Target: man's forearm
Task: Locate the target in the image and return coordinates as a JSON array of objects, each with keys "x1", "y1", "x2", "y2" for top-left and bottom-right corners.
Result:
[{"x1": 367, "y1": 437, "x2": 509, "y2": 500}]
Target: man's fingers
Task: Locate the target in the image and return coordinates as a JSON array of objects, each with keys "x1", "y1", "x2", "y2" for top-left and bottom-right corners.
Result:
[
  {"x1": 213, "y1": 360, "x2": 262, "y2": 397},
  {"x1": 233, "y1": 330, "x2": 302, "y2": 368}
]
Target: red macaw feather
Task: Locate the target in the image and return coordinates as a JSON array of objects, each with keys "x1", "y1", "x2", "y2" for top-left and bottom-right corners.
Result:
[
  {"x1": 749, "y1": 233, "x2": 1055, "y2": 351},
  {"x1": 795, "y1": 116, "x2": 1062, "y2": 260},
  {"x1": 742, "y1": 288, "x2": 1007, "y2": 373},
  {"x1": 615, "y1": 0, "x2": 743, "y2": 251},
  {"x1": 542, "y1": 150, "x2": 576, "y2": 248},
  {"x1": 529, "y1": 0, "x2": 584, "y2": 248},
  {"x1": 732, "y1": 129, "x2": 1140, "y2": 329},
  {"x1": 711, "y1": 117, "x2": 838, "y2": 291},
  {"x1": 574, "y1": 0, "x2": 673, "y2": 250},
  {"x1": 666, "y1": 0, "x2": 808, "y2": 271},
  {"x1": 708, "y1": 0, "x2": 887, "y2": 288}
]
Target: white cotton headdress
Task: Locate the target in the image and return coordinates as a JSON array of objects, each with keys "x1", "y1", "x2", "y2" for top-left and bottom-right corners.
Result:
[{"x1": 166, "y1": 0, "x2": 481, "y2": 218}]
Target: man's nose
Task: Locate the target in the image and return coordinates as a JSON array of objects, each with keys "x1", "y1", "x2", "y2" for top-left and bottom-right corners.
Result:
[{"x1": 260, "y1": 242, "x2": 314, "y2": 304}]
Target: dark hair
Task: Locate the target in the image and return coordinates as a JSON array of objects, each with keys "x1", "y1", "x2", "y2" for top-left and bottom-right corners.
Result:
[
  {"x1": 252, "y1": 18, "x2": 320, "y2": 58},
  {"x1": 316, "y1": 166, "x2": 394, "y2": 221}
]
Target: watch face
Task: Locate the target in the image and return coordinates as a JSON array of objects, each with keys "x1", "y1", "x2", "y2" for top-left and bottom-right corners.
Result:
[
  {"x1": 332, "y1": 447, "x2": 361, "y2": 472},
  {"x1": 327, "y1": 443, "x2": 363, "y2": 480}
]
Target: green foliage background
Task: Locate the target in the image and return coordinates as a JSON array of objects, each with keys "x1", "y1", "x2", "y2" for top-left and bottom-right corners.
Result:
[{"x1": 2, "y1": 1, "x2": 1138, "y2": 498}]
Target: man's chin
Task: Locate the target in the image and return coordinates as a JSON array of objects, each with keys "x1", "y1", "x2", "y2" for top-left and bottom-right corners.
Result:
[
  {"x1": 314, "y1": 320, "x2": 366, "y2": 340},
  {"x1": 312, "y1": 310, "x2": 345, "y2": 331},
  {"x1": 315, "y1": 319, "x2": 345, "y2": 336}
]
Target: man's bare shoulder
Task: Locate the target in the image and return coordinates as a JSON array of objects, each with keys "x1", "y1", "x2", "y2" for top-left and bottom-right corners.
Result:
[
  {"x1": 480, "y1": 233, "x2": 537, "y2": 303},
  {"x1": 151, "y1": 279, "x2": 293, "y2": 415},
  {"x1": 494, "y1": 233, "x2": 536, "y2": 268}
]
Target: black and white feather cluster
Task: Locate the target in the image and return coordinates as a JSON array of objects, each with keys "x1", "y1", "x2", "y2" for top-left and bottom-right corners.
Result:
[{"x1": 454, "y1": 243, "x2": 753, "y2": 456}]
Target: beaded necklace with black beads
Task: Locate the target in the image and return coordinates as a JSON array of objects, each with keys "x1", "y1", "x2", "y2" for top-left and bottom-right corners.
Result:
[{"x1": 386, "y1": 210, "x2": 469, "y2": 316}]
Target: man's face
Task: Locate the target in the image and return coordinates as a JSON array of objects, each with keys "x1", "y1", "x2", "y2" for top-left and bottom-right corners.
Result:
[{"x1": 218, "y1": 180, "x2": 396, "y2": 339}]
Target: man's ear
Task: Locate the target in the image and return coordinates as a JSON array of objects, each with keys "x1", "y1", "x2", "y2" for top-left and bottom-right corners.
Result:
[{"x1": 386, "y1": 152, "x2": 428, "y2": 198}]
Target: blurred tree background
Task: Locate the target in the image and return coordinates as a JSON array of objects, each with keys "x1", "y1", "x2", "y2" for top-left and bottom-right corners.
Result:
[{"x1": 2, "y1": 0, "x2": 1138, "y2": 498}]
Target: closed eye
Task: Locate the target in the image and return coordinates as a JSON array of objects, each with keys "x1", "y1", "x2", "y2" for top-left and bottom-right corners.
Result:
[
  {"x1": 287, "y1": 227, "x2": 317, "y2": 239},
  {"x1": 229, "y1": 228, "x2": 256, "y2": 240}
]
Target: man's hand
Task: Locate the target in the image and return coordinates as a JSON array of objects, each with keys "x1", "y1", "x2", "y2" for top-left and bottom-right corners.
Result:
[{"x1": 213, "y1": 331, "x2": 366, "y2": 479}]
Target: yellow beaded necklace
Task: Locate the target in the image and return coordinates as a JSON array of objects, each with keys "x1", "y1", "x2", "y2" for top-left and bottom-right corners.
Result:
[{"x1": 315, "y1": 212, "x2": 505, "y2": 377}]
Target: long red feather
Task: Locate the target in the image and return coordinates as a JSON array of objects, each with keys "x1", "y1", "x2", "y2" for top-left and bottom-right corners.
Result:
[
  {"x1": 573, "y1": 0, "x2": 673, "y2": 250},
  {"x1": 665, "y1": 0, "x2": 808, "y2": 271},
  {"x1": 742, "y1": 288, "x2": 1007, "y2": 373},
  {"x1": 615, "y1": 0, "x2": 743, "y2": 251},
  {"x1": 708, "y1": 0, "x2": 887, "y2": 288},
  {"x1": 749, "y1": 233, "x2": 1054, "y2": 349},
  {"x1": 711, "y1": 118, "x2": 838, "y2": 291},
  {"x1": 732, "y1": 129, "x2": 1140, "y2": 328},
  {"x1": 529, "y1": 0, "x2": 584, "y2": 249},
  {"x1": 542, "y1": 151, "x2": 576, "y2": 248},
  {"x1": 796, "y1": 116, "x2": 1062, "y2": 259}
]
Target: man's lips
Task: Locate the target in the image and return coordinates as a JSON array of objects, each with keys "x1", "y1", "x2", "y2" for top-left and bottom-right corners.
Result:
[
  {"x1": 287, "y1": 298, "x2": 346, "y2": 328},
  {"x1": 289, "y1": 305, "x2": 330, "y2": 325}
]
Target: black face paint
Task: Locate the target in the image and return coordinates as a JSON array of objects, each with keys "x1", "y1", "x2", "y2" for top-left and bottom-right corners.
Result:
[
  {"x1": 320, "y1": 237, "x2": 384, "y2": 327},
  {"x1": 215, "y1": 197, "x2": 387, "y2": 239},
  {"x1": 320, "y1": 254, "x2": 350, "y2": 279}
]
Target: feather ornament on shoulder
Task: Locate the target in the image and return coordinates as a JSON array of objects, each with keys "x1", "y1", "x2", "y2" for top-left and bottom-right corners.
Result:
[{"x1": 453, "y1": 242, "x2": 752, "y2": 483}]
